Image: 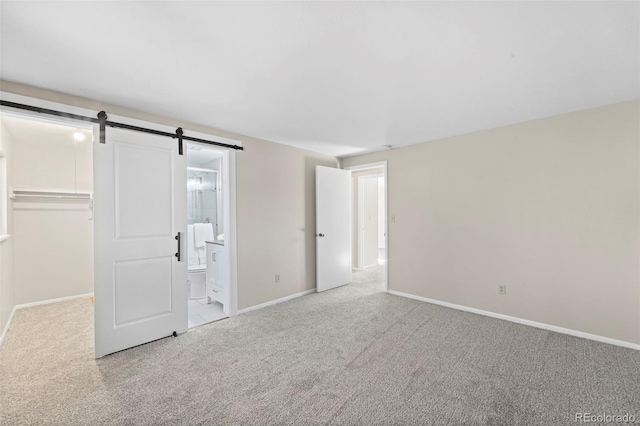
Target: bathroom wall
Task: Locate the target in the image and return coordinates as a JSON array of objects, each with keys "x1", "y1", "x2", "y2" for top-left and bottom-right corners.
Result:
[
  {"x1": 200, "y1": 158, "x2": 222, "y2": 235},
  {"x1": 343, "y1": 100, "x2": 640, "y2": 345},
  {"x1": 187, "y1": 170, "x2": 217, "y2": 225},
  {"x1": 0, "y1": 118, "x2": 15, "y2": 334},
  {"x1": 7, "y1": 116, "x2": 94, "y2": 304}
]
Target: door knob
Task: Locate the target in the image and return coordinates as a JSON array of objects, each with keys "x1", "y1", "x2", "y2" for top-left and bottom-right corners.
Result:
[{"x1": 316, "y1": 233, "x2": 325, "y2": 237}]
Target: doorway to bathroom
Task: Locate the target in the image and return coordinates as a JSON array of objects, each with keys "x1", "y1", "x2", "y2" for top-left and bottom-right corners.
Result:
[{"x1": 186, "y1": 143, "x2": 229, "y2": 328}]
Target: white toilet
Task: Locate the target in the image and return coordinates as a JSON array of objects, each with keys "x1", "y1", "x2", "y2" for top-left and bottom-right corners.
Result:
[
  {"x1": 188, "y1": 263, "x2": 207, "y2": 299},
  {"x1": 187, "y1": 223, "x2": 214, "y2": 300}
]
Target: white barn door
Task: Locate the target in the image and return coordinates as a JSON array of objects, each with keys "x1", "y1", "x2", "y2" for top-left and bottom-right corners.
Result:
[
  {"x1": 94, "y1": 127, "x2": 187, "y2": 358},
  {"x1": 316, "y1": 166, "x2": 351, "y2": 292}
]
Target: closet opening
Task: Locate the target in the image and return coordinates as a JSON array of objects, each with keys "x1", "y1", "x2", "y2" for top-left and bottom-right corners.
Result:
[{"x1": 0, "y1": 112, "x2": 95, "y2": 311}]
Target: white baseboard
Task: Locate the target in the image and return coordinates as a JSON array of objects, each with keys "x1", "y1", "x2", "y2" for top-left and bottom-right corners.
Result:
[
  {"x1": 0, "y1": 305, "x2": 17, "y2": 347},
  {"x1": 388, "y1": 290, "x2": 640, "y2": 351},
  {"x1": 15, "y1": 293, "x2": 94, "y2": 310},
  {"x1": 237, "y1": 289, "x2": 315, "y2": 315}
]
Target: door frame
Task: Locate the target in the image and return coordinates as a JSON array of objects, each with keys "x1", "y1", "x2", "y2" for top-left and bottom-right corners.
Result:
[
  {"x1": 343, "y1": 161, "x2": 388, "y2": 292},
  {"x1": 185, "y1": 141, "x2": 235, "y2": 318},
  {"x1": 0, "y1": 91, "x2": 242, "y2": 321}
]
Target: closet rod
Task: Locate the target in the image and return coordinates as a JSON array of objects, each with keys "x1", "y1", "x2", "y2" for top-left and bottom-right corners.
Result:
[{"x1": 0, "y1": 100, "x2": 244, "y2": 152}]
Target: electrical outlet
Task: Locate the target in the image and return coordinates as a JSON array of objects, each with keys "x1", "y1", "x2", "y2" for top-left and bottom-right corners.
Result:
[
  {"x1": 275, "y1": 274, "x2": 280, "y2": 283},
  {"x1": 498, "y1": 285, "x2": 506, "y2": 295}
]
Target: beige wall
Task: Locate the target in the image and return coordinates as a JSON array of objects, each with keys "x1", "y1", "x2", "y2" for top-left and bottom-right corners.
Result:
[
  {"x1": 236, "y1": 138, "x2": 338, "y2": 308},
  {"x1": 343, "y1": 100, "x2": 640, "y2": 345},
  {"x1": 0, "y1": 81, "x2": 339, "y2": 311},
  {"x1": 0, "y1": 120, "x2": 15, "y2": 333}
]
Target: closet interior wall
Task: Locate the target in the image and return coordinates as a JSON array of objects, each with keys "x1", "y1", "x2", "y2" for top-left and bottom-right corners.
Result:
[{"x1": 6, "y1": 116, "x2": 93, "y2": 304}]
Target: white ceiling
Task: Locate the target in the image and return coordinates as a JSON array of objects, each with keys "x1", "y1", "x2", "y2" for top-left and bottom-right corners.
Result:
[{"x1": 1, "y1": 2, "x2": 638, "y2": 157}]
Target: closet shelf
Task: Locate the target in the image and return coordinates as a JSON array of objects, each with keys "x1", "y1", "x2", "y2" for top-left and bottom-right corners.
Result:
[{"x1": 10, "y1": 187, "x2": 93, "y2": 200}]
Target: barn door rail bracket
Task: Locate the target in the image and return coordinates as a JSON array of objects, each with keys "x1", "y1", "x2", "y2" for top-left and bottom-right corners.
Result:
[{"x1": 0, "y1": 100, "x2": 244, "y2": 153}]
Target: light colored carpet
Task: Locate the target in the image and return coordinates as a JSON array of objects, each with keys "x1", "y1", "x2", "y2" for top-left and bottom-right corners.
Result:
[{"x1": 1, "y1": 266, "x2": 639, "y2": 425}]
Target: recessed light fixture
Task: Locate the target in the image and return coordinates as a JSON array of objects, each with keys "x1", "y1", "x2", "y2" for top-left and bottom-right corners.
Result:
[{"x1": 73, "y1": 132, "x2": 86, "y2": 141}]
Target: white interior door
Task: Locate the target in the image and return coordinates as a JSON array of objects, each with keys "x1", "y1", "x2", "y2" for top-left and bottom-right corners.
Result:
[
  {"x1": 94, "y1": 127, "x2": 187, "y2": 358},
  {"x1": 316, "y1": 166, "x2": 351, "y2": 292}
]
